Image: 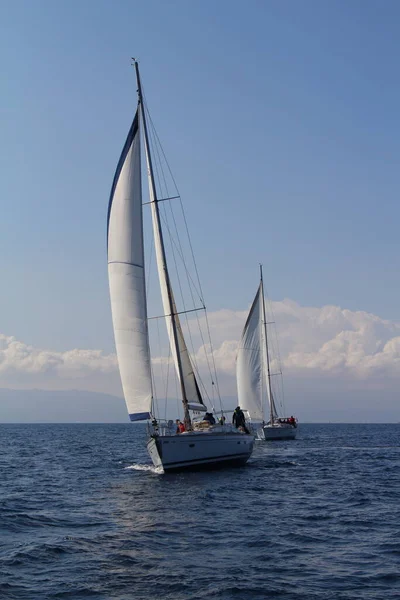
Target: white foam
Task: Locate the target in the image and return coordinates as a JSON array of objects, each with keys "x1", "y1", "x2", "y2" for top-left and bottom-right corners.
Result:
[{"x1": 125, "y1": 464, "x2": 164, "y2": 474}]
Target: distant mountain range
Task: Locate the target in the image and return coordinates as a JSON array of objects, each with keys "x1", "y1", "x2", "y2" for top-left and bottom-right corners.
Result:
[{"x1": 0, "y1": 388, "x2": 128, "y2": 423}]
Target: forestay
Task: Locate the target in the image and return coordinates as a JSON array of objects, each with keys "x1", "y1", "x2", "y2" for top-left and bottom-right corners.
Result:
[{"x1": 107, "y1": 109, "x2": 153, "y2": 421}]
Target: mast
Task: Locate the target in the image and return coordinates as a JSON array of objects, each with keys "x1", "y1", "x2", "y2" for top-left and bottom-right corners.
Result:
[
  {"x1": 260, "y1": 264, "x2": 274, "y2": 424},
  {"x1": 133, "y1": 60, "x2": 191, "y2": 428}
]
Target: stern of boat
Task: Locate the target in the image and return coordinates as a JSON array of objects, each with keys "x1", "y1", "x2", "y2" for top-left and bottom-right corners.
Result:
[
  {"x1": 147, "y1": 430, "x2": 254, "y2": 472},
  {"x1": 262, "y1": 425, "x2": 297, "y2": 441}
]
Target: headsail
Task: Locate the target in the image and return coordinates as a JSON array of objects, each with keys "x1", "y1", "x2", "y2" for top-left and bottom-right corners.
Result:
[
  {"x1": 236, "y1": 284, "x2": 264, "y2": 421},
  {"x1": 107, "y1": 109, "x2": 153, "y2": 421}
]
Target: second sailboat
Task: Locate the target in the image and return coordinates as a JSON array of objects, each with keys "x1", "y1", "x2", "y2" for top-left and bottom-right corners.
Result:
[{"x1": 236, "y1": 266, "x2": 298, "y2": 440}]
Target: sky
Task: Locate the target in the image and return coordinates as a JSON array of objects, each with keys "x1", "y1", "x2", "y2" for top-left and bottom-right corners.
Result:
[{"x1": 1, "y1": 0, "x2": 400, "y2": 421}]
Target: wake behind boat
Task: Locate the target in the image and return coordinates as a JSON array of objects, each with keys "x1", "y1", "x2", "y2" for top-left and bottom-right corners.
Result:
[
  {"x1": 107, "y1": 61, "x2": 254, "y2": 471},
  {"x1": 236, "y1": 266, "x2": 298, "y2": 441}
]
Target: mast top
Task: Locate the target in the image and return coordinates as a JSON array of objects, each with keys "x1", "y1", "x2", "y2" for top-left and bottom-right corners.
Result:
[{"x1": 131, "y1": 58, "x2": 142, "y2": 102}]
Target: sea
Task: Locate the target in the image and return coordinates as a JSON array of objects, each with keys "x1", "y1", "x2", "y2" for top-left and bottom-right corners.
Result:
[{"x1": 1, "y1": 423, "x2": 399, "y2": 600}]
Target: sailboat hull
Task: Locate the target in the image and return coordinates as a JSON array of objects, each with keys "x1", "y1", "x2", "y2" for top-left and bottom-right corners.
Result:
[
  {"x1": 147, "y1": 431, "x2": 254, "y2": 472},
  {"x1": 262, "y1": 424, "x2": 297, "y2": 440}
]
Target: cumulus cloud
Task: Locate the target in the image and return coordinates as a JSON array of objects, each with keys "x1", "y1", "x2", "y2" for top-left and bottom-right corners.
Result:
[
  {"x1": 0, "y1": 334, "x2": 117, "y2": 379},
  {"x1": 183, "y1": 300, "x2": 400, "y2": 380},
  {"x1": 1, "y1": 300, "x2": 400, "y2": 397}
]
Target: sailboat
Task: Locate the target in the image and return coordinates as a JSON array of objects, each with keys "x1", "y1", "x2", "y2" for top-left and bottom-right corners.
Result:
[
  {"x1": 107, "y1": 60, "x2": 254, "y2": 472},
  {"x1": 236, "y1": 266, "x2": 297, "y2": 441}
]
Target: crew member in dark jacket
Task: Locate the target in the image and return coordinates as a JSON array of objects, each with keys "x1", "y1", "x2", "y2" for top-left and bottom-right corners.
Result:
[
  {"x1": 232, "y1": 406, "x2": 249, "y2": 434},
  {"x1": 203, "y1": 412, "x2": 216, "y2": 425}
]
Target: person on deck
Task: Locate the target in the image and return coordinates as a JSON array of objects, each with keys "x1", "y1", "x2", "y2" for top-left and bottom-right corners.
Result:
[
  {"x1": 203, "y1": 412, "x2": 216, "y2": 425},
  {"x1": 176, "y1": 419, "x2": 186, "y2": 434},
  {"x1": 289, "y1": 416, "x2": 296, "y2": 427},
  {"x1": 232, "y1": 406, "x2": 250, "y2": 434}
]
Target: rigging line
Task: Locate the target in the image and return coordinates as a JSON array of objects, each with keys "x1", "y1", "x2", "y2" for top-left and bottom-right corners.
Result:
[
  {"x1": 149, "y1": 164, "x2": 213, "y2": 404},
  {"x1": 264, "y1": 284, "x2": 286, "y2": 413},
  {"x1": 149, "y1": 317, "x2": 159, "y2": 420},
  {"x1": 145, "y1": 225, "x2": 154, "y2": 302},
  {"x1": 160, "y1": 197, "x2": 210, "y2": 402},
  {"x1": 157, "y1": 319, "x2": 168, "y2": 423},
  {"x1": 144, "y1": 97, "x2": 181, "y2": 196},
  {"x1": 170, "y1": 216, "x2": 219, "y2": 401},
  {"x1": 160, "y1": 197, "x2": 214, "y2": 400},
  {"x1": 143, "y1": 96, "x2": 169, "y2": 204},
  {"x1": 150, "y1": 127, "x2": 222, "y2": 404},
  {"x1": 156, "y1": 208, "x2": 215, "y2": 401},
  {"x1": 145, "y1": 211, "x2": 156, "y2": 415},
  {"x1": 146, "y1": 113, "x2": 205, "y2": 305},
  {"x1": 144, "y1": 105, "x2": 202, "y2": 344},
  {"x1": 143, "y1": 196, "x2": 180, "y2": 205},
  {"x1": 174, "y1": 363, "x2": 180, "y2": 419},
  {"x1": 146, "y1": 112, "x2": 201, "y2": 395},
  {"x1": 147, "y1": 104, "x2": 172, "y2": 205},
  {"x1": 147, "y1": 307, "x2": 205, "y2": 320},
  {"x1": 155, "y1": 317, "x2": 165, "y2": 420},
  {"x1": 147, "y1": 110, "x2": 165, "y2": 206},
  {"x1": 157, "y1": 210, "x2": 204, "y2": 302},
  {"x1": 159, "y1": 171, "x2": 211, "y2": 399},
  {"x1": 158, "y1": 210, "x2": 207, "y2": 314},
  {"x1": 203, "y1": 311, "x2": 223, "y2": 409},
  {"x1": 143, "y1": 126, "x2": 204, "y2": 301},
  {"x1": 143, "y1": 99, "x2": 210, "y2": 404},
  {"x1": 193, "y1": 310, "x2": 216, "y2": 401},
  {"x1": 142, "y1": 95, "x2": 184, "y2": 414},
  {"x1": 158, "y1": 182, "x2": 211, "y2": 403},
  {"x1": 139, "y1": 72, "x2": 191, "y2": 424},
  {"x1": 145, "y1": 102, "x2": 205, "y2": 303},
  {"x1": 148, "y1": 289, "x2": 159, "y2": 421},
  {"x1": 150, "y1": 361, "x2": 160, "y2": 421},
  {"x1": 150, "y1": 119, "x2": 224, "y2": 405},
  {"x1": 142, "y1": 92, "x2": 217, "y2": 402},
  {"x1": 161, "y1": 314, "x2": 180, "y2": 419},
  {"x1": 164, "y1": 319, "x2": 173, "y2": 420},
  {"x1": 150, "y1": 318, "x2": 160, "y2": 422}
]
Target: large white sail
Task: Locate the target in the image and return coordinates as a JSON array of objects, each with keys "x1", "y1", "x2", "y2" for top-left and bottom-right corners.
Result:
[
  {"x1": 144, "y1": 138, "x2": 206, "y2": 412},
  {"x1": 236, "y1": 284, "x2": 264, "y2": 421},
  {"x1": 107, "y1": 109, "x2": 153, "y2": 421}
]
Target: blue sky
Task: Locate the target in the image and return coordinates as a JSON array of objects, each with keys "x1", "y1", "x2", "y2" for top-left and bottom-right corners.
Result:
[{"x1": 2, "y1": 0, "x2": 400, "y2": 360}]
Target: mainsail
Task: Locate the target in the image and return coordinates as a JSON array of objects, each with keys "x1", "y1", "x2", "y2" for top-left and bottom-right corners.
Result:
[
  {"x1": 236, "y1": 284, "x2": 264, "y2": 421},
  {"x1": 107, "y1": 109, "x2": 153, "y2": 421}
]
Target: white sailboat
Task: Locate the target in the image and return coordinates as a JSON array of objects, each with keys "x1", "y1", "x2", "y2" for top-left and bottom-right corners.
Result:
[
  {"x1": 237, "y1": 266, "x2": 297, "y2": 441},
  {"x1": 107, "y1": 60, "x2": 254, "y2": 472}
]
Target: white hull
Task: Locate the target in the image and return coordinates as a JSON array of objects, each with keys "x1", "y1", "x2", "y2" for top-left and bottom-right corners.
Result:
[
  {"x1": 147, "y1": 430, "x2": 254, "y2": 472},
  {"x1": 262, "y1": 424, "x2": 297, "y2": 440}
]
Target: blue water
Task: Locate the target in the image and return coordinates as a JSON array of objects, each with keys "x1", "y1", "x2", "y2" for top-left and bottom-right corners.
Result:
[{"x1": 1, "y1": 423, "x2": 399, "y2": 600}]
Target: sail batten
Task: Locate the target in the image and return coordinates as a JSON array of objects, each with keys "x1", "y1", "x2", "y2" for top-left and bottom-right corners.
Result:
[{"x1": 107, "y1": 108, "x2": 153, "y2": 421}]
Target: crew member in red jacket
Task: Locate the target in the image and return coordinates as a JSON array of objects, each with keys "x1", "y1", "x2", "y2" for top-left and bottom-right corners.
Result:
[{"x1": 176, "y1": 419, "x2": 186, "y2": 434}]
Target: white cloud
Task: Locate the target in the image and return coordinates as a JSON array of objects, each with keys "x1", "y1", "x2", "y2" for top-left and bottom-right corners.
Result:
[
  {"x1": 185, "y1": 300, "x2": 400, "y2": 380},
  {"x1": 1, "y1": 300, "x2": 400, "y2": 399},
  {"x1": 0, "y1": 334, "x2": 117, "y2": 379}
]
